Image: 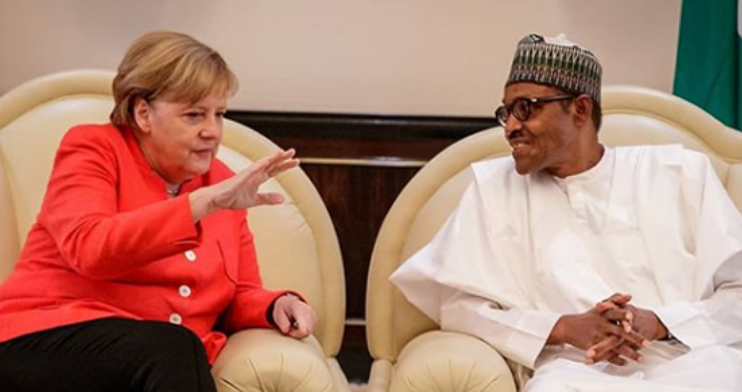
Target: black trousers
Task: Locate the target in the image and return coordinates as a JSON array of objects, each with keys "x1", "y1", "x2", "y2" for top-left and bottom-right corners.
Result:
[{"x1": 0, "y1": 318, "x2": 217, "y2": 392}]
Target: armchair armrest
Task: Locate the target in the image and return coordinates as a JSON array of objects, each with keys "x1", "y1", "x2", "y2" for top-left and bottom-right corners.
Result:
[
  {"x1": 212, "y1": 328, "x2": 338, "y2": 392},
  {"x1": 390, "y1": 331, "x2": 516, "y2": 392}
]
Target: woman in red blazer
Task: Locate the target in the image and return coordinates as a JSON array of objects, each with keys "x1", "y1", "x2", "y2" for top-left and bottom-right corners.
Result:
[{"x1": 0, "y1": 31, "x2": 315, "y2": 392}]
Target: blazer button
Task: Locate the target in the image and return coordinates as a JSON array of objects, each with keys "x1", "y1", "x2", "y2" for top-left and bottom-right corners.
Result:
[
  {"x1": 179, "y1": 285, "x2": 192, "y2": 298},
  {"x1": 169, "y1": 313, "x2": 183, "y2": 325},
  {"x1": 184, "y1": 250, "x2": 197, "y2": 262}
]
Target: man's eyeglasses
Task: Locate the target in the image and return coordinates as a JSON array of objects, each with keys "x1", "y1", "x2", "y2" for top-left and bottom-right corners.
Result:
[{"x1": 495, "y1": 94, "x2": 575, "y2": 126}]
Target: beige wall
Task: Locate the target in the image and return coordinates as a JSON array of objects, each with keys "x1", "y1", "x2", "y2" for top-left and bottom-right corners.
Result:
[{"x1": 0, "y1": 0, "x2": 681, "y2": 116}]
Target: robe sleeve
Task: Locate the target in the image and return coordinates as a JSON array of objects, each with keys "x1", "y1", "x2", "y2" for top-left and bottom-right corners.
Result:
[
  {"x1": 651, "y1": 151, "x2": 742, "y2": 348},
  {"x1": 392, "y1": 176, "x2": 560, "y2": 370},
  {"x1": 439, "y1": 291, "x2": 561, "y2": 369},
  {"x1": 39, "y1": 126, "x2": 201, "y2": 280}
]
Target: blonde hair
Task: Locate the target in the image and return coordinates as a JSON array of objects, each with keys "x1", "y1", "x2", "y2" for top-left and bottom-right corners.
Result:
[{"x1": 110, "y1": 31, "x2": 238, "y2": 128}]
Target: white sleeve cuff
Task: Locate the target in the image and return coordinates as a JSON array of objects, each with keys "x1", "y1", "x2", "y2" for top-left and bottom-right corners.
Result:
[
  {"x1": 495, "y1": 308, "x2": 562, "y2": 369},
  {"x1": 651, "y1": 302, "x2": 713, "y2": 348},
  {"x1": 441, "y1": 297, "x2": 561, "y2": 370}
]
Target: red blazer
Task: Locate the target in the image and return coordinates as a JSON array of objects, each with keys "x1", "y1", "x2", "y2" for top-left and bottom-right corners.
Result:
[{"x1": 0, "y1": 124, "x2": 290, "y2": 363}]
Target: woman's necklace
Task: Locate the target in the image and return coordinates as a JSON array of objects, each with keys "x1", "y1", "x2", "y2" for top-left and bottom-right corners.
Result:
[{"x1": 165, "y1": 182, "x2": 181, "y2": 198}]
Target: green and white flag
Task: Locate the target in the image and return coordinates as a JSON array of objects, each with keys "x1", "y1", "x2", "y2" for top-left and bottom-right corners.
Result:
[{"x1": 674, "y1": 0, "x2": 742, "y2": 130}]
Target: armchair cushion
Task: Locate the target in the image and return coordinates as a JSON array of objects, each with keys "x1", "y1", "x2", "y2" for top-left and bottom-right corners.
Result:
[
  {"x1": 390, "y1": 331, "x2": 516, "y2": 392},
  {"x1": 213, "y1": 329, "x2": 337, "y2": 392}
]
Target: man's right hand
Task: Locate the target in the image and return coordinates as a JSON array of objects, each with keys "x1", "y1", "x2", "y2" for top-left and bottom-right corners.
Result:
[
  {"x1": 547, "y1": 308, "x2": 649, "y2": 366},
  {"x1": 189, "y1": 149, "x2": 299, "y2": 221}
]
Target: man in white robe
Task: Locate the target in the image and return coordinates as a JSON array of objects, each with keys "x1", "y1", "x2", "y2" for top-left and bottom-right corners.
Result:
[{"x1": 391, "y1": 34, "x2": 742, "y2": 392}]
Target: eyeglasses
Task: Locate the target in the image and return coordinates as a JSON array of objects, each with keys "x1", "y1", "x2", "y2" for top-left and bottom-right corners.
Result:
[{"x1": 494, "y1": 94, "x2": 575, "y2": 126}]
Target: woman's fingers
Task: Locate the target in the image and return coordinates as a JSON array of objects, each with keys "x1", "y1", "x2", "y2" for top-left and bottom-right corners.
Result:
[
  {"x1": 285, "y1": 302, "x2": 317, "y2": 339},
  {"x1": 243, "y1": 149, "x2": 298, "y2": 179},
  {"x1": 264, "y1": 149, "x2": 298, "y2": 177},
  {"x1": 252, "y1": 192, "x2": 284, "y2": 206},
  {"x1": 221, "y1": 150, "x2": 297, "y2": 208},
  {"x1": 272, "y1": 294, "x2": 317, "y2": 340},
  {"x1": 266, "y1": 150, "x2": 299, "y2": 176},
  {"x1": 272, "y1": 309, "x2": 293, "y2": 334},
  {"x1": 287, "y1": 316, "x2": 312, "y2": 339}
]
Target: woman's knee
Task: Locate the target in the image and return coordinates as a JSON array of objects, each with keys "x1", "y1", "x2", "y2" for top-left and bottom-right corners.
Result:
[
  {"x1": 116, "y1": 321, "x2": 215, "y2": 392},
  {"x1": 120, "y1": 321, "x2": 207, "y2": 364}
]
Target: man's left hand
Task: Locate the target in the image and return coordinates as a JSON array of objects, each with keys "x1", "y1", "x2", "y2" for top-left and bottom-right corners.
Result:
[
  {"x1": 585, "y1": 293, "x2": 669, "y2": 365},
  {"x1": 596, "y1": 293, "x2": 668, "y2": 341}
]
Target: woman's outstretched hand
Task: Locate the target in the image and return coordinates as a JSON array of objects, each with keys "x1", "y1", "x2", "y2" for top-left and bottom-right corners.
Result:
[{"x1": 189, "y1": 149, "x2": 299, "y2": 221}]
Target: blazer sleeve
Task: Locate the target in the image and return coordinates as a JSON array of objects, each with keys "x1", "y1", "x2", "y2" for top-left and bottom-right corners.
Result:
[{"x1": 39, "y1": 126, "x2": 201, "y2": 280}]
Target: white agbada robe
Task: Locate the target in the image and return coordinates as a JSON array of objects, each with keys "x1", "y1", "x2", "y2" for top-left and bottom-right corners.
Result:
[{"x1": 391, "y1": 145, "x2": 742, "y2": 391}]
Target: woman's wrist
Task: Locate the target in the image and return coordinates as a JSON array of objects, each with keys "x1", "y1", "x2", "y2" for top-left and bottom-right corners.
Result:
[
  {"x1": 266, "y1": 292, "x2": 300, "y2": 326},
  {"x1": 188, "y1": 187, "x2": 218, "y2": 222}
]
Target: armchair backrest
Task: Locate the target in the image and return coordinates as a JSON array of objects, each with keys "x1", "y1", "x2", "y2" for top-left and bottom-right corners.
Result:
[
  {"x1": 0, "y1": 70, "x2": 345, "y2": 357},
  {"x1": 366, "y1": 85, "x2": 742, "y2": 363}
]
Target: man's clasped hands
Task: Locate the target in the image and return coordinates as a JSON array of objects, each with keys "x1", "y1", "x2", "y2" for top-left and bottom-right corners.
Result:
[{"x1": 548, "y1": 293, "x2": 670, "y2": 366}]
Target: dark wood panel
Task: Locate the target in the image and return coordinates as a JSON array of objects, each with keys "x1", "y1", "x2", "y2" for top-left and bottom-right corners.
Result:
[
  {"x1": 227, "y1": 111, "x2": 498, "y2": 143},
  {"x1": 269, "y1": 136, "x2": 454, "y2": 161},
  {"x1": 302, "y1": 163, "x2": 419, "y2": 319}
]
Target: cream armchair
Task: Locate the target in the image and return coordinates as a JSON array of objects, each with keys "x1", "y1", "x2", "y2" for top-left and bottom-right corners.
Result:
[
  {"x1": 0, "y1": 70, "x2": 350, "y2": 392},
  {"x1": 365, "y1": 85, "x2": 742, "y2": 392}
]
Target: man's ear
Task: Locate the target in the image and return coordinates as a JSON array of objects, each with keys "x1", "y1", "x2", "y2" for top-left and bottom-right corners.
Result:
[
  {"x1": 133, "y1": 98, "x2": 152, "y2": 134},
  {"x1": 572, "y1": 95, "x2": 593, "y2": 127}
]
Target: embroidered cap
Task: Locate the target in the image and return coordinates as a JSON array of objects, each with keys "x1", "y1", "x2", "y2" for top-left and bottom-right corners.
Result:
[{"x1": 506, "y1": 33, "x2": 602, "y2": 103}]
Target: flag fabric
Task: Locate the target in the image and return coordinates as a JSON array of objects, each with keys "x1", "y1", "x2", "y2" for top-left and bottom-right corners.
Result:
[{"x1": 673, "y1": 0, "x2": 742, "y2": 130}]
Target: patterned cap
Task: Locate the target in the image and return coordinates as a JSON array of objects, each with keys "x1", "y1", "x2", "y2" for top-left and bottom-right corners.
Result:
[{"x1": 506, "y1": 33, "x2": 602, "y2": 103}]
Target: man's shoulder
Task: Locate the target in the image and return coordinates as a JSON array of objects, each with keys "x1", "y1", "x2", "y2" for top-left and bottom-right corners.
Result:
[
  {"x1": 615, "y1": 144, "x2": 716, "y2": 189},
  {"x1": 467, "y1": 157, "x2": 528, "y2": 205},
  {"x1": 616, "y1": 143, "x2": 682, "y2": 155},
  {"x1": 471, "y1": 156, "x2": 517, "y2": 180},
  {"x1": 616, "y1": 144, "x2": 708, "y2": 166}
]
